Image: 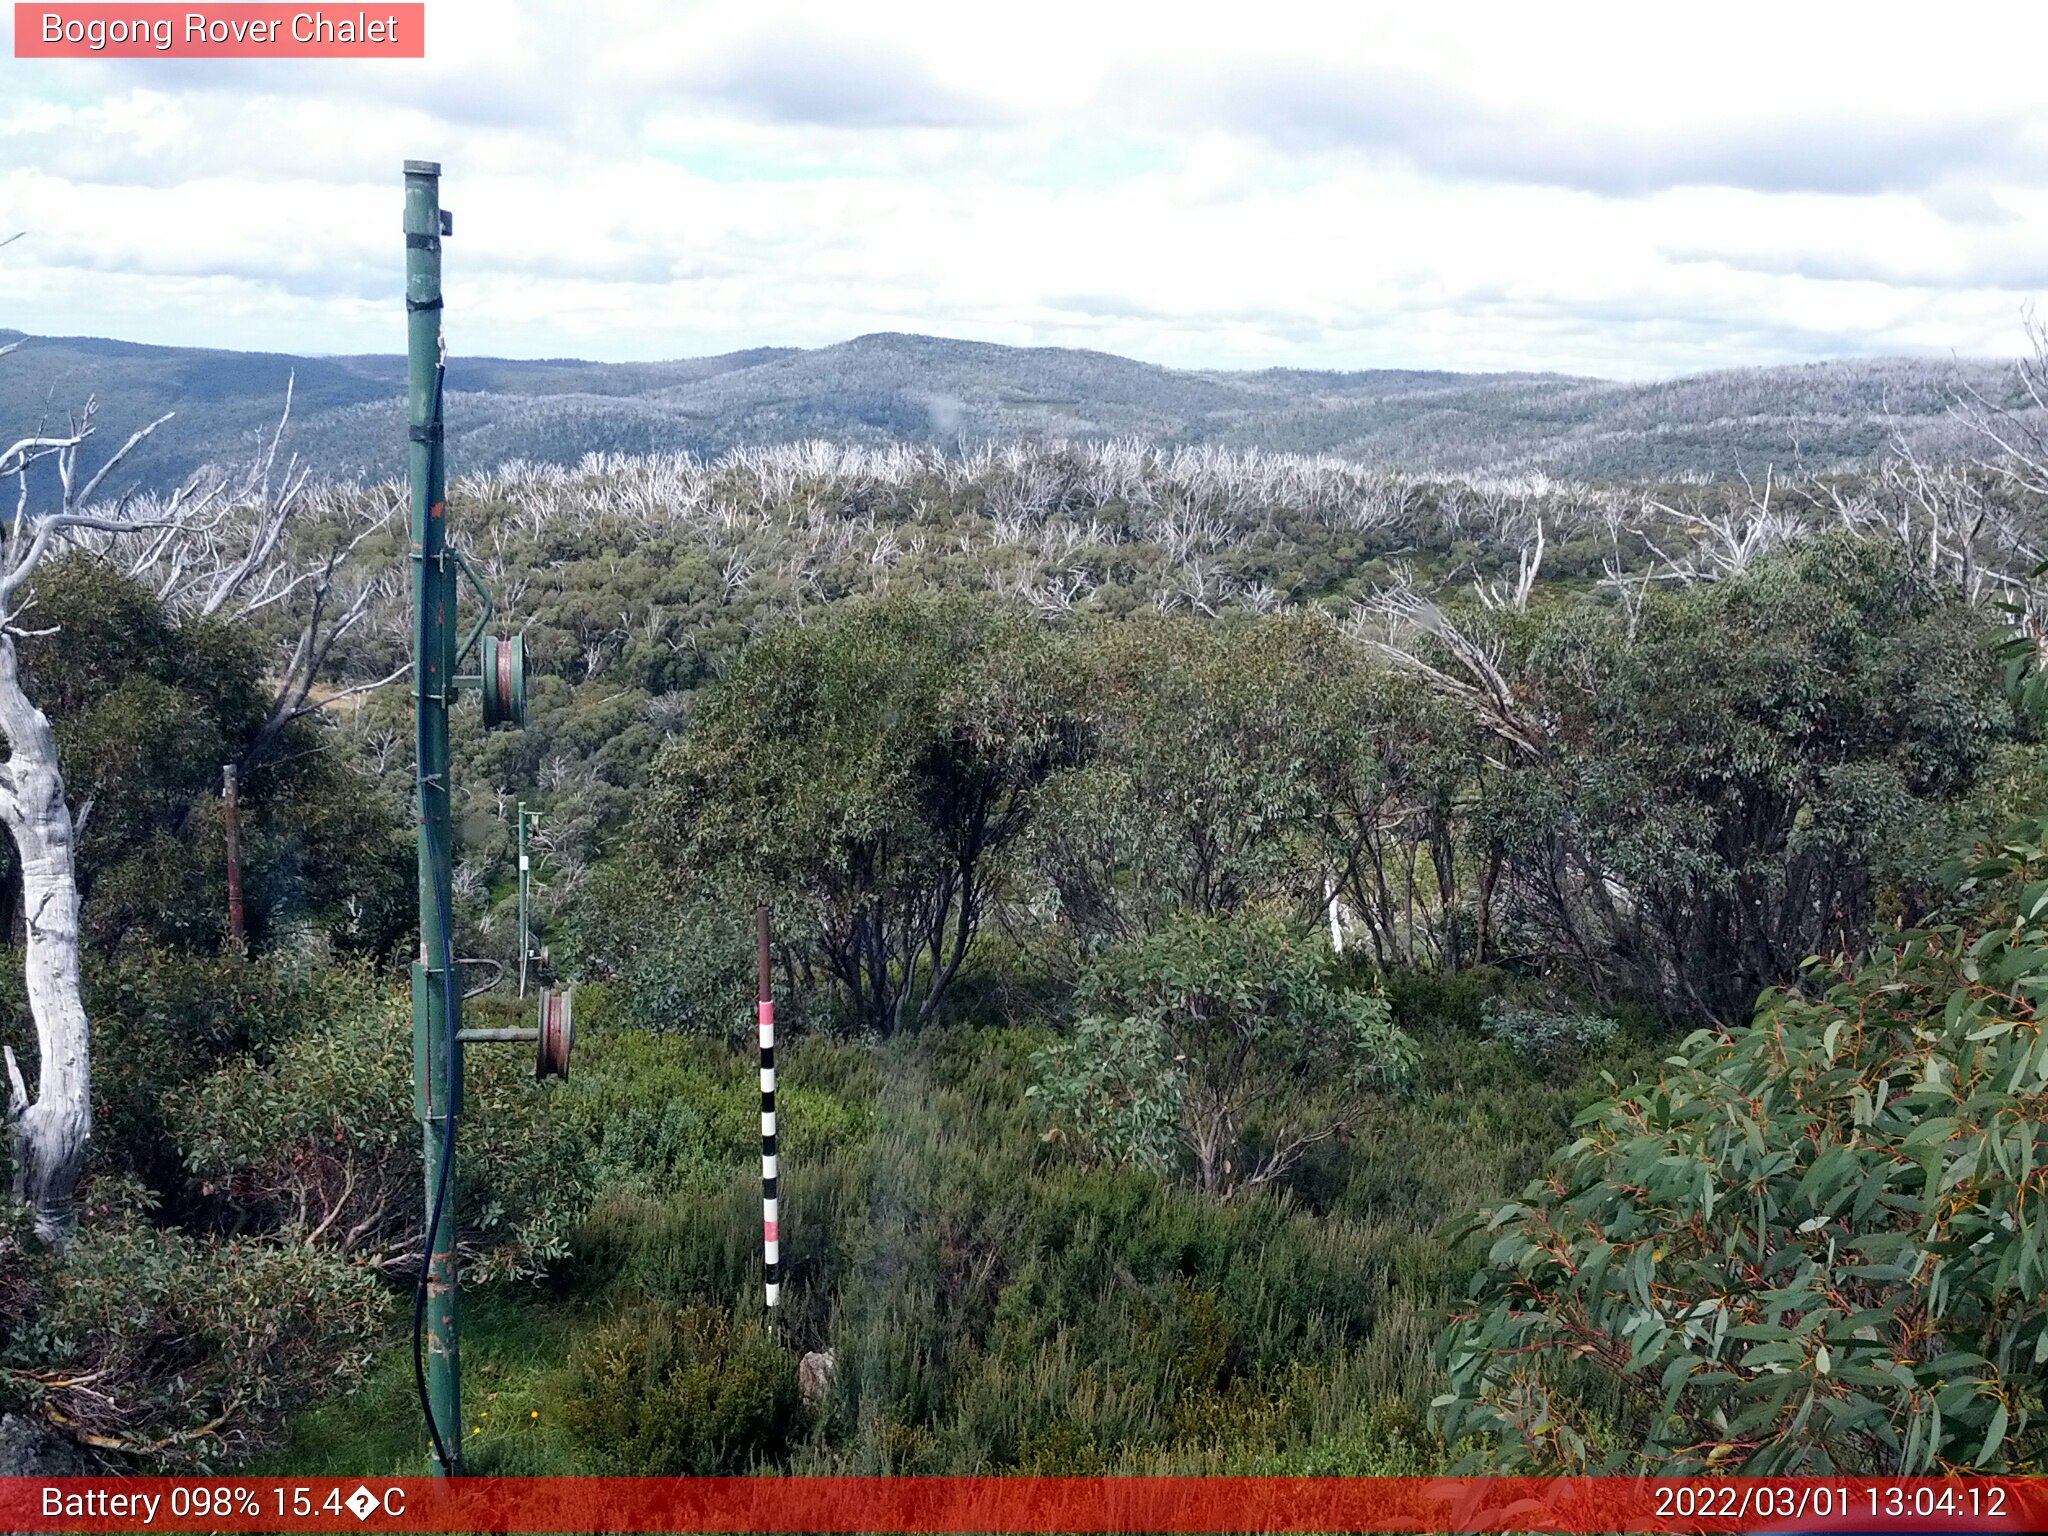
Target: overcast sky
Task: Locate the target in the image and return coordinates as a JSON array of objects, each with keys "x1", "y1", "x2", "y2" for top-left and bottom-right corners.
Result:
[{"x1": 2, "y1": 1, "x2": 2043, "y2": 377}]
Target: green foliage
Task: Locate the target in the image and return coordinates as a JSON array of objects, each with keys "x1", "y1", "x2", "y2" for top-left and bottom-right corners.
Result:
[
  {"x1": 1026, "y1": 611, "x2": 1485, "y2": 968},
  {"x1": 79, "y1": 950, "x2": 336, "y2": 1197},
  {"x1": 245, "y1": 972, "x2": 1636, "y2": 1478},
  {"x1": 1028, "y1": 1011, "x2": 1182, "y2": 1177},
  {"x1": 1030, "y1": 914, "x2": 1415, "y2": 1197},
  {"x1": 1478, "y1": 1001, "x2": 1620, "y2": 1073},
  {"x1": 10, "y1": 426, "x2": 2017, "y2": 1482},
  {"x1": 1994, "y1": 559, "x2": 2048, "y2": 729},
  {"x1": 1035, "y1": 615, "x2": 1347, "y2": 941},
  {"x1": 558, "y1": 1303, "x2": 799, "y2": 1473},
  {"x1": 556, "y1": 861, "x2": 767, "y2": 1041},
  {"x1": 249, "y1": 1290, "x2": 584, "y2": 1476},
  {"x1": 640, "y1": 592, "x2": 1087, "y2": 1034},
  {"x1": 772, "y1": 1012, "x2": 1612, "y2": 1474},
  {"x1": 1492, "y1": 536, "x2": 2010, "y2": 1020},
  {"x1": 1435, "y1": 814, "x2": 2048, "y2": 1474},
  {"x1": 166, "y1": 974, "x2": 588, "y2": 1282},
  {"x1": 6, "y1": 556, "x2": 412, "y2": 957},
  {"x1": 0, "y1": 1182, "x2": 386, "y2": 1467},
  {"x1": 553, "y1": 1028, "x2": 875, "y2": 1207}
]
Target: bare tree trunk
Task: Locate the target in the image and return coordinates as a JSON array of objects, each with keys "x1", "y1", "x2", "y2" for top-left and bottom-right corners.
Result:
[
  {"x1": 0, "y1": 634, "x2": 90, "y2": 1245},
  {"x1": 0, "y1": 353, "x2": 225, "y2": 1247}
]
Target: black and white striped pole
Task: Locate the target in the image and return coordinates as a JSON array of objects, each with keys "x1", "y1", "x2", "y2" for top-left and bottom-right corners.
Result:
[{"x1": 758, "y1": 904, "x2": 780, "y2": 1311}]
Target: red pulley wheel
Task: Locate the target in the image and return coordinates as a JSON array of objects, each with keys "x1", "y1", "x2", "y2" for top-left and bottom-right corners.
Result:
[
  {"x1": 536, "y1": 986, "x2": 573, "y2": 1080},
  {"x1": 480, "y1": 633, "x2": 527, "y2": 729}
]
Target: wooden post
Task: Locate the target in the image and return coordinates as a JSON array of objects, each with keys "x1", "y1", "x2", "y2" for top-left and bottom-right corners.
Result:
[{"x1": 222, "y1": 763, "x2": 245, "y2": 943}]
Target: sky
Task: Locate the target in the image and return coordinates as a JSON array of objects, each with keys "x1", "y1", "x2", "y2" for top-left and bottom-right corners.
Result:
[{"x1": 2, "y1": 0, "x2": 2045, "y2": 378}]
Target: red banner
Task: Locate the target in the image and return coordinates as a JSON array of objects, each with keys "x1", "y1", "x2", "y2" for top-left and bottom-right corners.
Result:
[
  {"x1": 13, "y1": 4, "x2": 425, "y2": 58},
  {"x1": 0, "y1": 1476, "x2": 2042, "y2": 1533}
]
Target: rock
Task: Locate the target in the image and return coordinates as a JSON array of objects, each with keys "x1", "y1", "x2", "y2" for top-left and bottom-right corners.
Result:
[
  {"x1": 0, "y1": 1413, "x2": 99, "y2": 1476},
  {"x1": 797, "y1": 1349, "x2": 836, "y2": 1409}
]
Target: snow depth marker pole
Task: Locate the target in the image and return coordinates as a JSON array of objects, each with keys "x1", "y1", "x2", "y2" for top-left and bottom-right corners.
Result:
[
  {"x1": 517, "y1": 801, "x2": 540, "y2": 998},
  {"x1": 759, "y1": 904, "x2": 780, "y2": 1311}
]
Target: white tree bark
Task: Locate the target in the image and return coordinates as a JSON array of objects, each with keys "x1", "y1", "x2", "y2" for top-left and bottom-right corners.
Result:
[
  {"x1": 0, "y1": 335, "x2": 365, "y2": 1245},
  {"x1": 0, "y1": 633, "x2": 90, "y2": 1244},
  {"x1": 0, "y1": 380, "x2": 178, "y2": 1246}
]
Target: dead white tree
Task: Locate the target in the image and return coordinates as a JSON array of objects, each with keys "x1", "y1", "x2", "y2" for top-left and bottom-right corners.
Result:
[
  {"x1": 1350, "y1": 570, "x2": 1547, "y2": 759},
  {"x1": 0, "y1": 353, "x2": 393, "y2": 1243},
  {"x1": 1472, "y1": 518, "x2": 1545, "y2": 612},
  {"x1": 1599, "y1": 550, "x2": 1653, "y2": 640},
  {"x1": 0, "y1": 394, "x2": 177, "y2": 1244},
  {"x1": 80, "y1": 381, "x2": 409, "y2": 768},
  {"x1": 1636, "y1": 466, "x2": 1801, "y2": 585},
  {"x1": 1954, "y1": 311, "x2": 2048, "y2": 504},
  {"x1": 1822, "y1": 444, "x2": 2032, "y2": 608},
  {"x1": 1940, "y1": 315, "x2": 2048, "y2": 650}
]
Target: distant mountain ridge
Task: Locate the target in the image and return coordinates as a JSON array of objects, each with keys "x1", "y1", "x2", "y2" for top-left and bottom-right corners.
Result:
[{"x1": 0, "y1": 326, "x2": 2017, "y2": 495}]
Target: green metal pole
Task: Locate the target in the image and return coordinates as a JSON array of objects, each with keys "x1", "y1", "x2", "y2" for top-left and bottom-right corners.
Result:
[{"x1": 405, "y1": 158, "x2": 461, "y2": 1478}]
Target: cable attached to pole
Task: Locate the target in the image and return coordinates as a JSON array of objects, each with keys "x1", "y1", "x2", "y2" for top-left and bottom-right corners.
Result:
[{"x1": 412, "y1": 825, "x2": 458, "y2": 1472}]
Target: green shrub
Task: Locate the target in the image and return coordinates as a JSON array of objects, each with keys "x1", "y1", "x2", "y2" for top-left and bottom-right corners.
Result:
[
  {"x1": 1435, "y1": 813, "x2": 2048, "y2": 1474},
  {"x1": 0, "y1": 950, "x2": 332, "y2": 1199},
  {"x1": 556, "y1": 1029, "x2": 874, "y2": 1207},
  {"x1": 1030, "y1": 915, "x2": 1414, "y2": 1197},
  {"x1": 558, "y1": 863, "x2": 774, "y2": 1042},
  {"x1": 1477, "y1": 1001, "x2": 1618, "y2": 1072},
  {"x1": 558, "y1": 1303, "x2": 799, "y2": 1473},
  {"x1": 1028, "y1": 1011, "x2": 1180, "y2": 1177},
  {"x1": 1374, "y1": 966, "x2": 1506, "y2": 1036},
  {"x1": 0, "y1": 1181, "x2": 385, "y2": 1468},
  {"x1": 1488, "y1": 537, "x2": 2009, "y2": 1022},
  {"x1": 167, "y1": 975, "x2": 588, "y2": 1281},
  {"x1": 1234, "y1": 1395, "x2": 1446, "y2": 1474}
]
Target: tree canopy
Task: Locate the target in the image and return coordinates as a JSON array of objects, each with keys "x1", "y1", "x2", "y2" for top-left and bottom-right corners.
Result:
[{"x1": 639, "y1": 592, "x2": 1088, "y2": 1034}]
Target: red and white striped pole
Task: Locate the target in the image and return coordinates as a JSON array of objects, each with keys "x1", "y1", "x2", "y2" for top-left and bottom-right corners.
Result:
[{"x1": 758, "y1": 905, "x2": 780, "y2": 1310}]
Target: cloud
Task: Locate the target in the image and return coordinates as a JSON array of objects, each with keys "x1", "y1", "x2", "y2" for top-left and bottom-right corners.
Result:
[
  {"x1": 1191, "y1": 66, "x2": 2021, "y2": 197},
  {"x1": 1044, "y1": 292, "x2": 1170, "y2": 320},
  {"x1": 4, "y1": 0, "x2": 2046, "y2": 379},
  {"x1": 685, "y1": 35, "x2": 1012, "y2": 129},
  {"x1": 1668, "y1": 243, "x2": 2048, "y2": 294}
]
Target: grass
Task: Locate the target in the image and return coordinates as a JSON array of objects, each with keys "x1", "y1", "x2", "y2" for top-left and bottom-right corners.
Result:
[
  {"x1": 263, "y1": 968, "x2": 1662, "y2": 1477},
  {"x1": 254, "y1": 1289, "x2": 589, "y2": 1476}
]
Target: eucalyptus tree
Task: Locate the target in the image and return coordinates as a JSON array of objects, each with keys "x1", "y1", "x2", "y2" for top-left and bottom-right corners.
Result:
[
  {"x1": 1437, "y1": 812, "x2": 2048, "y2": 1474},
  {"x1": 1358, "y1": 531, "x2": 2011, "y2": 1018},
  {"x1": 0, "y1": 353, "x2": 386, "y2": 1241},
  {"x1": 1034, "y1": 613, "x2": 1348, "y2": 946},
  {"x1": 641, "y1": 593, "x2": 1089, "y2": 1034},
  {"x1": 0, "y1": 389, "x2": 178, "y2": 1242},
  {"x1": 1029, "y1": 913, "x2": 1416, "y2": 1199}
]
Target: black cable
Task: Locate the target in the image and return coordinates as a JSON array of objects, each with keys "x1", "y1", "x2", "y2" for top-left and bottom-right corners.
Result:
[
  {"x1": 412, "y1": 356, "x2": 459, "y2": 1476},
  {"x1": 412, "y1": 822, "x2": 459, "y2": 1473}
]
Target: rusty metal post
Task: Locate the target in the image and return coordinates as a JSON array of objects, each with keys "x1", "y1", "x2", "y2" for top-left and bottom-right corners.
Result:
[{"x1": 222, "y1": 763, "x2": 245, "y2": 943}]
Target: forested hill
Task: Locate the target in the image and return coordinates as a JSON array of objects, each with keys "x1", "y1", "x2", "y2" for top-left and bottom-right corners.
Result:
[{"x1": 0, "y1": 325, "x2": 2018, "y2": 493}]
